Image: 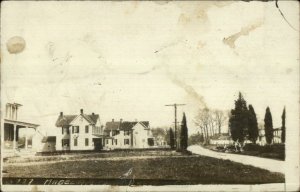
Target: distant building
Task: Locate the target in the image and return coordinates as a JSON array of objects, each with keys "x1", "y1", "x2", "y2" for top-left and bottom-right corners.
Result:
[
  {"x1": 209, "y1": 133, "x2": 233, "y2": 145},
  {"x1": 258, "y1": 128, "x2": 266, "y2": 145},
  {"x1": 273, "y1": 128, "x2": 282, "y2": 144},
  {"x1": 104, "y1": 119, "x2": 154, "y2": 149},
  {"x1": 3, "y1": 103, "x2": 39, "y2": 155},
  {"x1": 258, "y1": 127, "x2": 282, "y2": 145},
  {"x1": 154, "y1": 135, "x2": 168, "y2": 146},
  {"x1": 32, "y1": 134, "x2": 56, "y2": 152},
  {"x1": 55, "y1": 109, "x2": 104, "y2": 151}
]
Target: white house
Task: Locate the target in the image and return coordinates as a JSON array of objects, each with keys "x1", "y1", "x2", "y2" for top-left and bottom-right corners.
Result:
[
  {"x1": 258, "y1": 128, "x2": 266, "y2": 145},
  {"x1": 104, "y1": 119, "x2": 154, "y2": 149},
  {"x1": 257, "y1": 127, "x2": 282, "y2": 145},
  {"x1": 3, "y1": 103, "x2": 39, "y2": 157},
  {"x1": 55, "y1": 109, "x2": 104, "y2": 151},
  {"x1": 209, "y1": 134, "x2": 233, "y2": 145},
  {"x1": 273, "y1": 128, "x2": 282, "y2": 144}
]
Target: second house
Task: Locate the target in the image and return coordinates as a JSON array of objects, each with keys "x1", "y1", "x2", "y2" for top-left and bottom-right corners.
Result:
[{"x1": 104, "y1": 119, "x2": 154, "y2": 149}]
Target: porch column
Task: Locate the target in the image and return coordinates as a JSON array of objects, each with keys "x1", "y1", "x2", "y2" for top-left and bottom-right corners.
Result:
[
  {"x1": 13, "y1": 124, "x2": 16, "y2": 150},
  {"x1": 25, "y1": 126, "x2": 28, "y2": 150}
]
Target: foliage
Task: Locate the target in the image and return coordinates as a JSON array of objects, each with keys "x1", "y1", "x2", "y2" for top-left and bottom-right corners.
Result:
[
  {"x1": 151, "y1": 127, "x2": 168, "y2": 145},
  {"x1": 248, "y1": 105, "x2": 259, "y2": 143},
  {"x1": 188, "y1": 132, "x2": 204, "y2": 145},
  {"x1": 281, "y1": 107, "x2": 286, "y2": 143},
  {"x1": 180, "y1": 112, "x2": 188, "y2": 150},
  {"x1": 264, "y1": 107, "x2": 274, "y2": 145},
  {"x1": 151, "y1": 127, "x2": 167, "y2": 138},
  {"x1": 229, "y1": 92, "x2": 249, "y2": 143}
]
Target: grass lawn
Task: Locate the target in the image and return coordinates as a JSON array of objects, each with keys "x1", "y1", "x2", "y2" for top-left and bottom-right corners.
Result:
[{"x1": 3, "y1": 151, "x2": 284, "y2": 185}]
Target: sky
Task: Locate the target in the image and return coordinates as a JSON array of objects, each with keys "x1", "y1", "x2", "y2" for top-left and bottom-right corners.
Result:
[{"x1": 1, "y1": 1, "x2": 299, "y2": 137}]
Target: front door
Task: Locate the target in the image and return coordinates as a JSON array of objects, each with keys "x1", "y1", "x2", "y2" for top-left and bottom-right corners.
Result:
[{"x1": 93, "y1": 138, "x2": 102, "y2": 151}]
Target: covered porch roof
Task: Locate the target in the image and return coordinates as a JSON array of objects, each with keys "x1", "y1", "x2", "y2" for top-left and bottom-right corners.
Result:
[{"x1": 4, "y1": 119, "x2": 39, "y2": 129}]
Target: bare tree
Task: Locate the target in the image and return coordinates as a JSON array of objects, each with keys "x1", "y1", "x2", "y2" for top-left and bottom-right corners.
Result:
[
  {"x1": 194, "y1": 108, "x2": 212, "y2": 143},
  {"x1": 207, "y1": 111, "x2": 216, "y2": 136},
  {"x1": 214, "y1": 110, "x2": 227, "y2": 135}
]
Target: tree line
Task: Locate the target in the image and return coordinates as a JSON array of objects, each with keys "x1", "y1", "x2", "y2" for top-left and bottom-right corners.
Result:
[
  {"x1": 194, "y1": 108, "x2": 228, "y2": 143},
  {"x1": 229, "y1": 92, "x2": 286, "y2": 147}
]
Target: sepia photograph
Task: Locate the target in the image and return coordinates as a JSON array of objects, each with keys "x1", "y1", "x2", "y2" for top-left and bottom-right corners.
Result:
[{"x1": 1, "y1": 1, "x2": 299, "y2": 191}]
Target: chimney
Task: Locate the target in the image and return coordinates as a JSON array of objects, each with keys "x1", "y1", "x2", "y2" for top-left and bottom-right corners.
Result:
[
  {"x1": 60, "y1": 112, "x2": 63, "y2": 116},
  {"x1": 112, "y1": 118, "x2": 114, "y2": 122},
  {"x1": 120, "y1": 118, "x2": 123, "y2": 123},
  {"x1": 92, "y1": 112, "x2": 95, "y2": 116},
  {"x1": 80, "y1": 109, "x2": 83, "y2": 114}
]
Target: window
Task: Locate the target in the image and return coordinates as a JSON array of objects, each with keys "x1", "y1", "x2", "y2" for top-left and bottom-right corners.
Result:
[
  {"x1": 124, "y1": 130, "x2": 130, "y2": 136},
  {"x1": 74, "y1": 138, "x2": 78, "y2": 146},
  {"x1": 72, "y1": 126, "x2": 79, "y2": 133},
  {"x1": 85, "y1": 138, "x2": 89, "y2": 146},
  {"x1": 112, "y1": 130, "x2": 119, "y2": 136},
  {"x1": 62, "y1": 139, "x2": 69, "y2": 147},
  {"x1": 106, "y1": 139, "x2": 108, "y2": 144},
  {"x1": 124, "y1": 139, "x2": 130, "y2": 145},
  {"x1": 115, "y1": 139, "x2": 118, "y2": 145},
  {"x1": 85, "y1": 125, "x2": 89, "y2": 133},
  {"x1": 62, "y1": 128, "x2": 69, "y2": 134}
]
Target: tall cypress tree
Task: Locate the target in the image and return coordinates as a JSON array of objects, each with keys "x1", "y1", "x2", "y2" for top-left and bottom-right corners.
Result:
[
  {"x1": 169, "y1": 128, "x2": 175, "y2": 149},
  {"x1": 180, "y1": 112, "x2": 188, "y2": 150},
  {"x1": 264, "y1": 107, "x2": 273, "y2": 144},
  {"x1": 248, "y1": 105, "x2": 259, "y2": 144},
  {"x1": 281, "y1": 107, "x2": 286, "y2": 143},
  {"x1": 229, "y1": 92, "x2": 249, "y2": 143}
]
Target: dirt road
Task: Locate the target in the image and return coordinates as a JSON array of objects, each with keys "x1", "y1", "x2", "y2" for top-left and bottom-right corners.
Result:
[{"x1": 188, "y1": 145, "x2": 285, "y2": 174}]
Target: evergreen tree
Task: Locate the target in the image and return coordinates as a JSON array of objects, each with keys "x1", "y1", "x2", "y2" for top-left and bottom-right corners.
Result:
[
  {"x1": 180, "y1": 112, "x2": 188, "y2": 150},
  {"x1": 169, "y1": 128, "x2": 175, "y2": 149},
  {"x1": 248, "y1": 105, "x2": 259, "y2": 144},
  {"x1": 281, "y1": 107, "x2": 286, "y2": 143},
  {"x1": 229, "y1": 92, "x2": 249, "y2": 143},
  {"x1": 264, "y1": 107, "x2": 273, "y2": 144}
]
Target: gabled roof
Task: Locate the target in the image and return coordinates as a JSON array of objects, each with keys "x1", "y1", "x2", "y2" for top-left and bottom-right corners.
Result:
[
  {"x1": 105, "y1": 122, "x2": 120, "y2": 130},
  {"x1": 80, "y1": 114, "x2": 99, "y2": 125},
  {"x1": 55, "y1": 113, "x2": 99, "y2": 127},
  {"x1": 55, "y1": 115, "x2": 77, "y2": 127},
  {"x1": 104, "y1": 121, "x2": 149, "y2": 131}
]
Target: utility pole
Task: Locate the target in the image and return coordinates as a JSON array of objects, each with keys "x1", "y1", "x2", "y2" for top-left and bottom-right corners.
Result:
[{"x1": 165, "y1": 103, "x2": 186, "y2": 150}]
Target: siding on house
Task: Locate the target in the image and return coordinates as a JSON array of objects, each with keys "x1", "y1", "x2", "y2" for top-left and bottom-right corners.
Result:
[
  {"x1": 55, "y1": 109, "x2": 104, "y2": 151},
  {"x1": 210, "y1": 134, "x2": 233, "y2": 145},
  {"x1": 104, "y1": 120, "x2": 154, "y2": 149}
]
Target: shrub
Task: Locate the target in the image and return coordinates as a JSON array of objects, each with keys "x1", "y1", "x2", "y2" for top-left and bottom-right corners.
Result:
[{"x1": 243, "y1": 143, "x2": 261, "y2": 151}]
